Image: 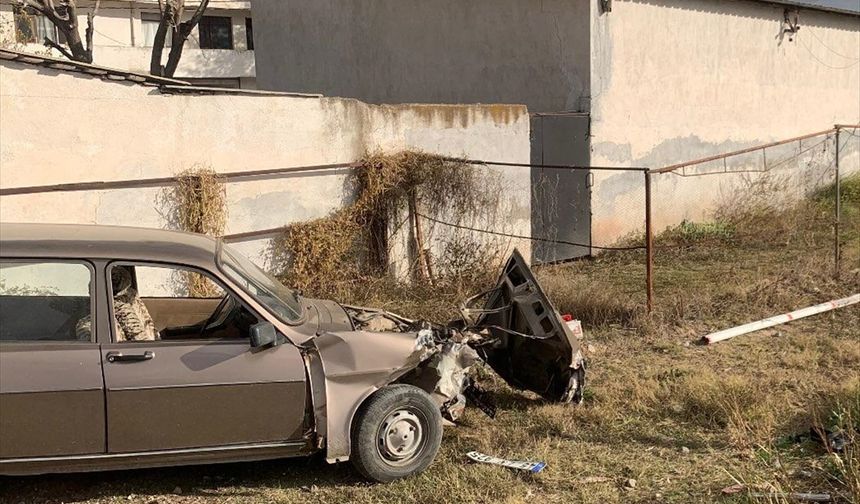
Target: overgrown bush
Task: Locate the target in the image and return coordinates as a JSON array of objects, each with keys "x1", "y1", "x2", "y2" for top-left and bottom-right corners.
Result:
[{"x1": 268, "y1": 151, "x2": 504, "y2": 302}]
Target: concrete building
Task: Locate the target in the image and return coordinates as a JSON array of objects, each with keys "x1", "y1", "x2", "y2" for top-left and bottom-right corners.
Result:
[
  {"x1": 0, "y1": 0, "x2": 256, "y2": 88},
  {"x1": 252, "y1": 0, "x2": 860, "y2": 260}
]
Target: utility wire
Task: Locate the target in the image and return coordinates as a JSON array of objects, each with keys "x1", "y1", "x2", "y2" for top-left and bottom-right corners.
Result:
[
  {"x1": 798, "y1": 36, "x2": 860, "y2": 69},
  {"x1": 415, "y1": 212, "x2": 646, "y2": 252},
  {"x1": 805, "y1": 27, "x2": 860, "y2": 61},
  {"x1": 93, "y1": 28, "x2": 127, "y2": 46}
]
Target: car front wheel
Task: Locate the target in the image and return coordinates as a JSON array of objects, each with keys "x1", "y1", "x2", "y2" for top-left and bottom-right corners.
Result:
[{"x1": 350, "y1": 384, "x2": 442, "y2": 482}]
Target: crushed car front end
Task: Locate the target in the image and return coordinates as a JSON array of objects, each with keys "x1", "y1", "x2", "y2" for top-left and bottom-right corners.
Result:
[{"x1": 302, "y1": 249, "x2": 586, "y2": 463}]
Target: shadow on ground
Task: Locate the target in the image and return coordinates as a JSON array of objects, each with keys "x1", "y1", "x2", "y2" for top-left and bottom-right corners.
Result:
[{"x1": 0, "y1": 454, "x2": 364, "y2": 504}]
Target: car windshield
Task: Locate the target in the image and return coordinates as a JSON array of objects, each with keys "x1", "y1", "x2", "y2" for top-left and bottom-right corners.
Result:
[{"x1": 219, "y1": 244, "x2": 303, "y2": 323}]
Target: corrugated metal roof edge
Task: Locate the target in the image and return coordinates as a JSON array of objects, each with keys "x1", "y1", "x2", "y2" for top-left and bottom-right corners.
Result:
[{"x1": 756, "y1": 0, "x2": 860, "y2": 17}]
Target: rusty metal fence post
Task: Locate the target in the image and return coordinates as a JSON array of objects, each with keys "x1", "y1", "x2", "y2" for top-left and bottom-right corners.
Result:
[
  {"x1": 645, "y1": 170, "x2": 654, "y2": 313},
  {"x1": 834, "y1": 126, "x2": 841, "y2": 280}
]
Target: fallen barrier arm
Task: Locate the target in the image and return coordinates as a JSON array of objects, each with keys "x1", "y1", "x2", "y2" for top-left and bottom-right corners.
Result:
[{"x1": 703, "y1": 294, "x2": 860, "y2": 344}]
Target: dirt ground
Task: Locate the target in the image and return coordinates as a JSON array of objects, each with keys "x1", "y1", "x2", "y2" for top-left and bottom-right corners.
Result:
[{"x1": 2, "y1": 181, "x2": 858, "y2": 504}]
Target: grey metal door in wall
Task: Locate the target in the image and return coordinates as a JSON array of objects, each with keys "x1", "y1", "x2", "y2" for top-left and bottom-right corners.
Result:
[{"x1": 530, "y1": 113, "x2": 591, "y2": 263}]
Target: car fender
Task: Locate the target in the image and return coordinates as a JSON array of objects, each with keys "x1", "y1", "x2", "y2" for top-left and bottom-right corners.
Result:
[{"x1": 308, "y1": 329, "x2": 435, "y2": 462}]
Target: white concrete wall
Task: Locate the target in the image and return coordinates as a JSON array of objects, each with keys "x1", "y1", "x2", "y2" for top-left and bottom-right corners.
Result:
[
  {"x1": 0, "y1": 0, "x2": 255, "y2": 83},
  {"x1": 589, "y1": 0, "x2": 860, "y2": 243},
  {"x1": 0, "y1": 61, "x2": 531, "y2": 271}
]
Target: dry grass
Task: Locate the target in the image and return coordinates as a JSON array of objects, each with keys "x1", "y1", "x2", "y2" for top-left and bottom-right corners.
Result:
[{"x1": 3, "y1": 177, "x2": 859, "y2": 504}]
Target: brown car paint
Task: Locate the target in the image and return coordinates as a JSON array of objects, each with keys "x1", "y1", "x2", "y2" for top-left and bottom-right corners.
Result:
[
  {"x1": 0, "y1": 343, "x2": 106, "y2": 459},
  {"x1": 0, "y1": 224, "x2": 320, "y2": 474},
  {"x1": 0, "y1": 223, "x2": 585, "y2": 475},
  {"x1": 100, "y1": 340, "x2": 307, "y2": 453},
  {"x1": 310, "y1": 329, "x2": 436, "y2": 462}
]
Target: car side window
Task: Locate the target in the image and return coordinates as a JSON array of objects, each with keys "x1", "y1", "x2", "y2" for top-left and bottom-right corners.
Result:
[
  {"x1": 108, "y1": 263, "x2": 260, "y2": 343},
  {"x1": 0, "y1": 261, "x2": 94, "y2": 342}
]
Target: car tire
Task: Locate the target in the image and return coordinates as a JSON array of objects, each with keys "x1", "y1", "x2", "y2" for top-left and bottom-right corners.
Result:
[{"x1": 350, "y1": 384, "x2": 443, "y2": 483}]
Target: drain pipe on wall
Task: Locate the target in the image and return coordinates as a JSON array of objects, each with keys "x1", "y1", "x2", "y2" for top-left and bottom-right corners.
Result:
[{"x1": 703, "y1": 294, "x2": 860, "y2": 344}]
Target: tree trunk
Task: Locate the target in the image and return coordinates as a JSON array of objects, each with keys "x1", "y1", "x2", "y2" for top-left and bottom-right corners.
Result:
[
  {"x1": 149, "y1": 15, "x2": 170, "y2": 76},
  {"x1": 149, "y1": 0, "x2": 210, "y2": 78},
  {"x1": 163, "y1": 25, "x2": 189, "y2": 77},
  {"x1": 58, "y1": 24, "x2": 88, "y2": 62}
]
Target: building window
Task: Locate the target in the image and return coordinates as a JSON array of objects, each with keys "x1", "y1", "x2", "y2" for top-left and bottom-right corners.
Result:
[
  {"x1": 141, "y1": 12, "x2": 171, "y2": 47},
  {"x1": 245, "y1": 17, "x2": 253, "y2": 50},
  {"x1": 198, "y1": 16, "x2": 233, "y2": 49},
  {"x1": 13, "y1": 7, "x2": 60, "y2": 44}
]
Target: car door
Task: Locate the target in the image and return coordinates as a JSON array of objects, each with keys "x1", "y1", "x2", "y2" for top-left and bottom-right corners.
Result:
[
  {"x1": 0, "y1": 260, "x2": 106, "y2": 459},
  {"x1": 100, "y1": 262, "x2": 307, "y2": 454}
]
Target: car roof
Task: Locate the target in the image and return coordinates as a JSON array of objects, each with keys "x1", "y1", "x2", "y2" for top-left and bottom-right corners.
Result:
[{"x1": 0, "y1": 222, "x2": 218, "y2": 267}]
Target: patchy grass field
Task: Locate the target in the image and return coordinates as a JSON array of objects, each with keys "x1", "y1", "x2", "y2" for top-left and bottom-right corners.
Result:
[{"x1": 2, "y1": 178, "x2": 859, "y2": 504}]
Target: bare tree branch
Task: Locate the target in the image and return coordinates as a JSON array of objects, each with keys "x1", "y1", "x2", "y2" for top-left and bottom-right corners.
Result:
[
  {"x1": 187, "y1": 0, "x2": 208, "y2": 26},
  {"x1": 18, "y1": 0, "x2": 93, "y2": 63},
  {"x1": 44, "y1": 0, "x2": 60, "y2": 17},
  {"x1": 43, "y1": 36, "x2": 73, "y2": 59},
  {"x1": 84, "y1": 0, "x2": 100, "y2": 57},
  {"x1": 49, "y1": 0, "x2": 70, "y2": 22}
]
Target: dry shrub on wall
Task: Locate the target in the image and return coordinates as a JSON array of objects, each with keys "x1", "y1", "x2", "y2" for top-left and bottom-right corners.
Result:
[
  {"x1": 172, "y1": 167, "x2": 227, "y2": 237},
  {"x1": 268, "y1": 208, "x2": 366, "y2": 300},
  {"x1": 160, "y1": 166, "x2": 227, "y2": 298},
  {"x1": 268, "y1": 151, "x2": 505, "y2": 301}
]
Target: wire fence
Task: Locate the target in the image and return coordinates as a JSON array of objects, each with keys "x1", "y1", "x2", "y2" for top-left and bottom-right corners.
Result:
[
  {"x1": 1, "y1": 125, "x2": 857, "y2": 317},
  {"x1": 646, "y1": 125, "x2": 859, "y2": 317}
]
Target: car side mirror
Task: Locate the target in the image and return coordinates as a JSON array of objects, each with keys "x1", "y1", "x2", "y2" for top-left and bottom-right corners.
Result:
[{"x1": 249, "y1": 321, "x2": 279, "y2": 348}]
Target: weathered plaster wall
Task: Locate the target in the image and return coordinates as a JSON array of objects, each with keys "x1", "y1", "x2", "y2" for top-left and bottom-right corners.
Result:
[
  {"x1": 589, "y1": 0, "x2": 860, "y2": 243},
  {"x1": 252, "y1": 0, "x2": 591, "y2": 113},
  {"x1": 0, "y1": 61, "x2": 531, "y2": 269}
]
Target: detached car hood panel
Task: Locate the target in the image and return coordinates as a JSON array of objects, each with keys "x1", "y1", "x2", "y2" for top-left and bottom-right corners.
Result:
[{"x1": 464, "y1": 249, "x2": 585, "y2": 403}]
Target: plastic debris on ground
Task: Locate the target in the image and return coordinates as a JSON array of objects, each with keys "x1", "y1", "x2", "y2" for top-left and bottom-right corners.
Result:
[{"x1": 466, "y1": 451, "x2": 547, "y2": 473}]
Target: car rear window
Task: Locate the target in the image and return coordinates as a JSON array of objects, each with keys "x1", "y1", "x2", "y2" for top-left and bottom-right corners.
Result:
[{"x1": 0, "y1": 261, "x2": 93, "y2": 342}]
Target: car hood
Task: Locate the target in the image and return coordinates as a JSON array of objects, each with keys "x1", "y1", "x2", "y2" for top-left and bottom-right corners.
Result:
[{"x1": 461, "y1": 249, "x2": 585, "y2": 403}]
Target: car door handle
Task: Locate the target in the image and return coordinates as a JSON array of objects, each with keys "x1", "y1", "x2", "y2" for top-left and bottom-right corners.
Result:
[{"x1": 106, "y1": 351, "x2": 154, "y2": 363}]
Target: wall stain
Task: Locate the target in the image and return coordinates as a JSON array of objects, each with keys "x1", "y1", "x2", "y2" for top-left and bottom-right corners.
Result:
[
  {"x1": 379, "y1": 103, "x2": 527, "y2": 129},
  {"x1": 593, "y1": 135, "x2": 764, "y2": 206}
]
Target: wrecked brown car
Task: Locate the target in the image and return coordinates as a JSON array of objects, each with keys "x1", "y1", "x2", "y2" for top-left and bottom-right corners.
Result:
[{"x1": 0, "y1": 223, "x2": 585, "y2": 482}]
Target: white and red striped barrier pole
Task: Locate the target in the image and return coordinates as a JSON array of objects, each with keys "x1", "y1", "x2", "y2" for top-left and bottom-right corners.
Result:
[{"x1": 703, "y1": 294, "x2": 860, "y2": 344}]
